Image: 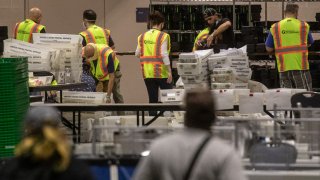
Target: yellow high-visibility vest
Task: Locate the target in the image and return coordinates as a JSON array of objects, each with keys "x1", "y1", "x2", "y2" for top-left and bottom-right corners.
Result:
[
  {"x1": 14, "y1": 19, "x2": 45, "y2": 43},
  {"x1": 90, "y1": 44, "x2": 119, "y2": 81},
  {"x1": 80, "y1": 25, "x2": 111, "y2": 45},
  {"x1": 137, "y1": 29, "x2": 171, "y2": 79},
  {"x1": 193, "y1": 27, "x2": 210, "y2": 51},
  {"x1": 271, "y1": 18, "x2": 309, "y2": 72}
]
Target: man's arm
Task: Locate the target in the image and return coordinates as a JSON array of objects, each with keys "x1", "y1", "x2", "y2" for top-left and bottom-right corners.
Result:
[
  {"x1": 207, "y1": 20, "x2": 232, "y2": 46},
  {"x1": 265, "y1": 32, "x2": 274, "y2": 53},
  {"x1": 307, "y1": 31, "x2": 314, "y2": 47},
  {"x1": 161, "y1": 38, "x2": 172, "y2": 84},
  {"x1": 106, "y1": 53, "x2": 115, "y2": 103},
  {"x1": 135, "y1": 36, "x2": 141, "y2": 58}
]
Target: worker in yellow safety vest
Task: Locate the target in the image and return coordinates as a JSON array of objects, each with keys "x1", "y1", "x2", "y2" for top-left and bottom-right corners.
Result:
[
  {"x1": 79, "y1": 9, "x2": 123, "y2": 104},
  {"x1": 136, "y1": 11, "x2": 172, "y2": 114},
  {"x1": 13, "y1": 7, "x2": 45, "y2": 43},
  {"x1": 83, "y1": 43, "x2": 118, "y2": 103},
  {"x1": 265, "y1": 3, "x2": 314, "y2": 91},
  {"x1": 80, "y1": 9, "x2": 115, "y2": 49}
]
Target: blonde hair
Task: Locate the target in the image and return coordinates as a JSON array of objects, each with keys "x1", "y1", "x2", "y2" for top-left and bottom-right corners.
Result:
[{"x1": 15, "y1": 125, "x2": 71, "y2": 172}]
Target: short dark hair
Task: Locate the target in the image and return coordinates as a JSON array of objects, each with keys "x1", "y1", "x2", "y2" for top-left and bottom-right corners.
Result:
[
  {"x1": 184, "y1": 88, "x2": 216, "y2": 130},
  {"x1": 149, "y1": 11, "x2": 165, "y2": 27},
  {"x1": 285, "y1": 3, "x2": 299, "y2": 15},
  {"x1": 83, "y1": 9, "x2": 97, "y2": 22}
]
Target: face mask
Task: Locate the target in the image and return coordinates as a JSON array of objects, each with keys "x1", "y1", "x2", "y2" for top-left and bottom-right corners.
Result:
[{"x1": 82, "y1": 22, "x2": 88, "y2": 30}]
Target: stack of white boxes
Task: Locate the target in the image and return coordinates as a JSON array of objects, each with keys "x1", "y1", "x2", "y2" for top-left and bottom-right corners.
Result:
[
  {"x1": 208, "y1": 49, "x2": 252, "y2": 89},
  {"x1": 33, "y1": 33, "x2": 83, "y2": 83},
  {"x1": 3, "y1": 38, "x2": 59, "y2": 72},
  {"x1": 177, "y1": 49, "x2": 213, "y2": 90}
]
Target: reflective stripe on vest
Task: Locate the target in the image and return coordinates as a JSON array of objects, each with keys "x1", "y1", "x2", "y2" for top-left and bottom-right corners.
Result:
[
  {"x1": 84, "y1": 30, "x2": 96, "y2": 43},
  {"x1": 13, "y1": 23, "x2": 20, "y2": 39},
  {"x1": 139, "y1": 30, "x2": 168, "y2": 78},
  {"x1": 272, "y1": 19, "x2": 309, "y2": 72},
  {"x1": 28, "y1": 24, "x2": 40, "y2": 43},
  {"x1": 100, "y1": 47, "x2": 111, "y2": 78}
]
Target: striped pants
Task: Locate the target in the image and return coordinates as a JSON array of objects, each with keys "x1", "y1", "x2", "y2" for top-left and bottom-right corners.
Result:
[{"x1": 279, "y1": 70, "x2": 312, "y2": 91}]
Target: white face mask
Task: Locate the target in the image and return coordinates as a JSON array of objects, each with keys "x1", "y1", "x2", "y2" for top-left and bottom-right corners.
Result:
[{"x1": 82, "y1": 22, "x2": 88, "y2": 30}]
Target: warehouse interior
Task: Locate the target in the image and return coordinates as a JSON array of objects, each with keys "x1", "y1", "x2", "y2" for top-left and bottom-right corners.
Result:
[{"x1": 1, "y1": 0, "x2": 320, "y2": 179}]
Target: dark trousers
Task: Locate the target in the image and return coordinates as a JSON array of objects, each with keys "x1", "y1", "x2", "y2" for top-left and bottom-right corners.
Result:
[{"x1": 144, "y1": 78, "x2": 172, "y2": 116}]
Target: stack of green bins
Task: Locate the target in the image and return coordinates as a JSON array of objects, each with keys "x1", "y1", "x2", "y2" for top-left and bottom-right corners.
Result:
[{"x1": 0, "y1": 57, "x2": 29, "y2": 157}]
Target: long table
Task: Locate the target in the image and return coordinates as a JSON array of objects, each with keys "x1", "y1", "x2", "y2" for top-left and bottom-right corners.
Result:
[
  {"x1": 30, "y1": 103, "x2": 183, "y2": 142},
  {"x1": 30, "y1": 103, "x2": 275, "y2": 143}
]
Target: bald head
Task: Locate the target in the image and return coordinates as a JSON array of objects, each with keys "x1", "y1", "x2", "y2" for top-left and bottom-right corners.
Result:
[
  {"x1": 83, "y1": 44, "x2": 96, "y2": 59},
  {"x1": 29, "y1": 7, "x2": 42, "y2": 24}
]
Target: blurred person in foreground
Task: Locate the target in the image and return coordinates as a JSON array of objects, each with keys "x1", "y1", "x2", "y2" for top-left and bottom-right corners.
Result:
[
  {"x1": 0, "y1": 107, "x2": 94, "y2": 180},
  {"x1": 133, "y1": 88, "x2": 247, "y2": 180}
]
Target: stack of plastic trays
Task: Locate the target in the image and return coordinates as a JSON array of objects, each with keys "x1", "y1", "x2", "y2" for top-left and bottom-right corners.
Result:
[{"x1": 0, "y1": 57, "x2": 29, "y2": 157}]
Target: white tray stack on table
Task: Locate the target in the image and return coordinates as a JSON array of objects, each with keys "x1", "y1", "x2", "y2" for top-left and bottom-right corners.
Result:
[
  {"x1": 33, "y1": 33, "x2": 83, "y2": 84},
  {"x1": 208, "y1": 48, "x2": 252, "y2": 90},
  {"x1": 3, "y1": 38, "x2": 59, "y2": 72},
  {"x1": 177, "y1": 49, "x2": 213, "y2": 90}
]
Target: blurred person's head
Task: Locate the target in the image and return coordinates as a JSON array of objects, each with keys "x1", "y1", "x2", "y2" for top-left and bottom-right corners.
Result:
[
  {"x1": 15, "y1": 107, "x2": 71, "y2": 172},
  {"x1": 83, "y1": 9, "x2": 97, "y2": 28},
  {"x1": 184, "y1": 88, "x2": 216, "y2": 131},
  {"x1": 29, "y1": 7, "x2": 42, "y2": 24},
  {"x1": 285, "y1": 3, "x2": 299, "y2": 18},
  {"x1": 203, "y1": 8, "x2": 219, "y2": 26},
  {"x1": 149, "y1": 11, "x2": 165, "y2": 30}
]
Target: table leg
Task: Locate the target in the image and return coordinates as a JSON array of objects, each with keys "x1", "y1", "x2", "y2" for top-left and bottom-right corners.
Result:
[
  {"x1": 142, "y1": 111, "x2": 145, "y2": 126},
  {"x1": 136, "y1": 111, "x2": 140, "y2": 126},
  {"x1": 60, "y1": 90, "x2": 63, "y2": 103},
  {"x1": 73, "y1": 111, "x2": 76, "y2": 143},
  {"x1": 78, "y1": 111, "x2": 81, "y2": 143}
]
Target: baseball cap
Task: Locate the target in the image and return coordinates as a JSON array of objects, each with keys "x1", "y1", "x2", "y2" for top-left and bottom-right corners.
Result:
[{"x1": 203, "y1": 8, "x2": 217, "y2": 18}]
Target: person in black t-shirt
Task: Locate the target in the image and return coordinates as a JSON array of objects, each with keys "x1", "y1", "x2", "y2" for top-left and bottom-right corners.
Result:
[{"x1": 204, "y1": 8, "x2": 234, "y2": 49}]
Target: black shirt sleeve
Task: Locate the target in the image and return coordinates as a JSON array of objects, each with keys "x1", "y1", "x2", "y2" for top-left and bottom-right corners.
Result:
[
  {"x1": 80, "y1": 34, "x2": 87, "y2": 47},
  {"x1": 107, "y1": 54, "x2": 115, "y2": 73},
  {"x1": 108, "y1": 35, "x2": 115, "y2": 47}
]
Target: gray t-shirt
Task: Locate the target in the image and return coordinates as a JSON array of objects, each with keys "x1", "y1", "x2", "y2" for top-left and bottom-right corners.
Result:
[{"x1": 133, "y1": 128, "x2": 247, "y2": 180}]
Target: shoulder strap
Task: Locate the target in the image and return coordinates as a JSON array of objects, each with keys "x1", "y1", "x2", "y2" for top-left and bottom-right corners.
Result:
[{"x1": 183, "y1": 133, "x2": 212, "y2": 180}]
